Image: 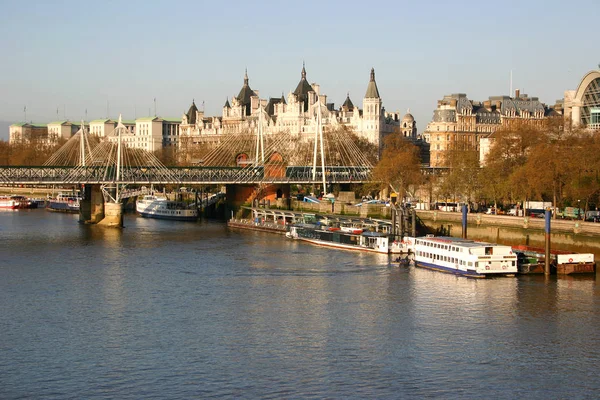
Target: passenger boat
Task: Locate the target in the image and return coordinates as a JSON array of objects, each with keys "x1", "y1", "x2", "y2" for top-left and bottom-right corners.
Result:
[
  {"x1": 512, "y1": 245, "x2": 596, "y2": 275},
  {"x1": 407, "y1": 235, "x2": 518, "y2": 278},
  {"x1": 0, "y1": 196, "x2": 20, "y2": 209},
  {"x1": 286, "y1": 223, "x2": 390, "y2": 254},
  {"x1": 9, "y1": 195, "x2": 38, "y2": 209},
  {"x1": 47, "y1": 193, "x2": 81, "y2": 213},
  {"x1": 136, "y1": 195, "x2": 198, "y2": 221}
]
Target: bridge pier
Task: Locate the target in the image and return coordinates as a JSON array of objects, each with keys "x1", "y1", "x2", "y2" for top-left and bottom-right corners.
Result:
[
  {"x1": 80, "y1": 184, "x2": 105, "y2": 224},
  {"x1": 79, "y1": 184, "x2": 123, "y2": 227},
  {"x1": 97, "y1": 202, "x2": 124, "y2": 228},
  {"x1": 226, "y1": 183, "x2": 291, "y2": 214}
]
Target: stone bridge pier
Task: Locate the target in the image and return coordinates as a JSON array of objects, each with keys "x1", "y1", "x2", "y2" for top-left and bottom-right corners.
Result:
[
  {"x1": 226, "y1": 183, "x2": 291, "y2": 211},
  {"x1": 79, "y1": 184, "x2": 124, "y2": 227}
]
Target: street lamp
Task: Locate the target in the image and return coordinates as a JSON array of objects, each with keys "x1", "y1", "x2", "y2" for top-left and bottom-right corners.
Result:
[{"x1": 578, "y1": 199, "x2": 581, "y2": 220}]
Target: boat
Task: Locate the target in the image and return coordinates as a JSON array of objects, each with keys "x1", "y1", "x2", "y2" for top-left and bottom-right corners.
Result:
[
  {"x1": 46, "y1": 192, "x2": 81, "y2": 213},
  {"x1": 512, "y1": 245, "x2": 596, "y2": 275},
  {"x1": 0, "y1": 196, "x2": 20, "y2": 209},
  {"x1": 407, "y1": 235, "x2": 518, "y2": 278},
  {"x1": 9, "y1": 195, "x2": 38, "y2": 209},
  {"x1": 286, "y1": 223, "x2": 391, "y2": 254},
  {"x1": 136, "y1": 195, "x2": 198, "y2": 221}
]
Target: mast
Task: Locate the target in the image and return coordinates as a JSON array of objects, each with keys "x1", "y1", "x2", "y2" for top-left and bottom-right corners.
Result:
[
  {"x1": 116, "y1": 114, "x2": 122, "y2": 200},
  {"x1": 79, "y1": 120, "x2": 86, "y2": 167}
]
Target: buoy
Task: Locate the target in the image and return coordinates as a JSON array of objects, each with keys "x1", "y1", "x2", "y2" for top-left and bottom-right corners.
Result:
[{"x1": 568, "y1": 258, "x2": 573, "y2": 263}]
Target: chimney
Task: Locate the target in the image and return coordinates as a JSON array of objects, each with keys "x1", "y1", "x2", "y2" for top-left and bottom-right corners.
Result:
[
  {"x1": 495, "y1": 101, "x2": 501, "y2": 109},
  {"x1": 450, "y1": 99, "x2": 458, "y2": 107},
  {"x1": 515, "y1": 89, "x2": 520, "y2": 98},
  {"x1": 484, "y1": 100, "x2": 491, "y2": 110}
]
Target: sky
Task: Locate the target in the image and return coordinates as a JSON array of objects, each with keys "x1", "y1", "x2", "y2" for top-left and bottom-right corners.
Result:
[{"x1": 1, "y1": 0, "x2": 599, "y2": 140}]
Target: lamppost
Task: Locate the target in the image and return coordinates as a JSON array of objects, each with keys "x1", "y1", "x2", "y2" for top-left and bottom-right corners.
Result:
[{"x1": 578, "y1": 199, "x2": 581, "y2": 220}]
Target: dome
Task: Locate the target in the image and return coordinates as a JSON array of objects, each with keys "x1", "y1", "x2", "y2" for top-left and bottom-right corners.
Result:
[{"x1": 402, "y1": 112, "x2": 414, "y2": 122}]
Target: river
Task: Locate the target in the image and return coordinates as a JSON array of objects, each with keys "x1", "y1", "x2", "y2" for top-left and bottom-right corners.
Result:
[{"x1": 1, "y1": 209, "x2": 599, "y2": 399}]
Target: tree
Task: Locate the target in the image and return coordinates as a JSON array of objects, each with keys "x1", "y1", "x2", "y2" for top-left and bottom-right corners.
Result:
[{"x1": 371, "y1": 135, "x2": 421, "y2": 202}]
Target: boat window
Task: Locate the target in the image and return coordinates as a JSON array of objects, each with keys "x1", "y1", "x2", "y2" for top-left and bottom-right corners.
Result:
[
  {"x1": 485, "y1": 247, "x2": 493, "y2": 255},
  {"x1": 468, "y1": 262, "x2": 473, "y2": 267}
]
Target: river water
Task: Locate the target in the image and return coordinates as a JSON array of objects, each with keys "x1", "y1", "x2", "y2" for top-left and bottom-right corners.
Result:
[{"x1": 1, "y1": 209, "x2": 599, "y2": 399}]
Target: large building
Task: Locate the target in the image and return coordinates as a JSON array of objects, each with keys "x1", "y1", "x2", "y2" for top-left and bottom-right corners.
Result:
[
  {"x1": 423, "y1": 91, "x2": 562, "y2": 167},
  {"x1": 179, "y1": 66, "x2": 409, "y2": 153},
  {"x1": 563, "y1": 68, "x2": 600, "y2": 129}
]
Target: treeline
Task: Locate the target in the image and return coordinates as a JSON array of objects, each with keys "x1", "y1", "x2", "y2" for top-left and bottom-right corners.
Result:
[
  {"x1": 373, "y1": 119, "x2": 600, "y2": 213},
  {"x1": 0, "y1": 139, "x2": 67, "y2": 166}
]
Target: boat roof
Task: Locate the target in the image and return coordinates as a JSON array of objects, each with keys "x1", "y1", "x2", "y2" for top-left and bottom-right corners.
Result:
[{"x1": 419, "y1": 236, "x2": 507, "y2": 248}]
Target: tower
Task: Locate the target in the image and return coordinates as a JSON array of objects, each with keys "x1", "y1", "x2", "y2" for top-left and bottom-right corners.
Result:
[{"x1": 362, "y1": 67, "x2": 382, "y2": 144}]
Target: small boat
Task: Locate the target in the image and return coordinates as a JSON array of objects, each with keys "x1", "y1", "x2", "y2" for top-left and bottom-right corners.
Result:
[
  {"x1": 406, "y1": 235, "x2": 518, "y2": 278},
  {"x1": 512, "y1": 245, "x2": 596, "y2": 275},
  {"x1": 47, "y1": 192, "x2": 82, "y2": 213},
  {"x1": 0, "y1": 196, "x2": 19, "y2": 209},
  {"x1": 136, "y1": 195, "x2": 198, "y2": 222},
  {"x1": 286, "y1": 223, "x2": 390, "y2": 254},
  {"x1": 9, "y1": 195, "x2": 37, "y2": 209}
]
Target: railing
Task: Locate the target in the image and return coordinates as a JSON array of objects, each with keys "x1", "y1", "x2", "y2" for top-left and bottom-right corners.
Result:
[{"x1": 0, "y1": 165, "x2": 373, "y2": 185}]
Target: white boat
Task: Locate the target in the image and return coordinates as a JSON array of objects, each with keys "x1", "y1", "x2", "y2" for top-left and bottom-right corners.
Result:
[
  {"x1": 0, "y1": 196, "x2": 19, "y2": 209},
  {"x1": 136, "y1": 195, "x2": 198, "y2": 221},
  {"x1": 286, "y1": 223, "x2": 390, "y2": 254},
  {"x1": 407, "y1": 235, "x2": 518, "y2": 278}
]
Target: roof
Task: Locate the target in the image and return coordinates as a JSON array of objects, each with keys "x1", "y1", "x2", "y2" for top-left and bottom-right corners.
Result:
[
  {"x1": 236, "y1": 70, "x2": 256, "y2": 106},
  {"x1": 364, "y1": 68, "x2": 380, "y2": 99},
  {"x1": 47, "y1": 120, "x2": 70, "y2": 125},
  {"x1": 89, "y1": 119, "x2": 113, "y2": 124},
  {"x1": 162, "y1": 117, "x2": 181, "y2": 123},
  {"x1": 342, "y1": 93, "x2": 354, "y2": 110},
  {"x1": 136, "y1": 117, "x2": 160, "y2": 122},
  {"x1": 293, "y1": 64, "x2": 314, "y2": 99},
  {"x1": 224, "y1": 98, "x2": 231, "y2": 108},
  {"x1": 187, "y1": 101, "x2": 198, "y2": 124}
]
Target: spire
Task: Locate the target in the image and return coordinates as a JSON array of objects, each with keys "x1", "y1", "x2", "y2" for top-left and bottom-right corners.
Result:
[
  {"x1": 224, "y1": 97, "x2": 231, "y2": 108},
  {"x1": 301, "y1": 62, "x2": 306, "y2": 79},
  {"x1": 342, "y1": 92, "x2": 354, "y2": 111},
  {"x1": 244, "y1": 68, "x2": 249, "y2": 86},
  {"x1": 364, "y1": 67, "x2": 380, "y2": 99}
]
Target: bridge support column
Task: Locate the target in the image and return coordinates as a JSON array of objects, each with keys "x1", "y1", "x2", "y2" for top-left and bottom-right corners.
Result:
[
  {"x1": 79, "y1": 184, "x2": 105, "y2": 224},
  {"x1": 98, "y1": 202, "x2": 123, "y2": 228}
]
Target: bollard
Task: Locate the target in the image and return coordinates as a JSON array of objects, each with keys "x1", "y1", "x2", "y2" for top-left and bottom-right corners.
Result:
[
  {"x1": 544, "y1": 209, "x2": 551, "y2": 275},
  {"x1": 461, "y1": 204, "x2": 468, "y2": 239}
]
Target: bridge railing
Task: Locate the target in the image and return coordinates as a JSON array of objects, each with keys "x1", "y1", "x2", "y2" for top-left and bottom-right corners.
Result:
[{"x1": 0, "y1": 165, "x2": 372, "y2": 184}]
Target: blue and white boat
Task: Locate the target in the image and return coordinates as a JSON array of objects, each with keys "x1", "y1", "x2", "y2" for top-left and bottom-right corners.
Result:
[
  {"x1": 136, "y1": 195, "x2": 198, "y2": 222},
  {"x1": 407, "y1": 235, "x2": 518, "y2": 278},
  {"x1": 46, "y1": 192, "x2": 81, "y2": 213}
]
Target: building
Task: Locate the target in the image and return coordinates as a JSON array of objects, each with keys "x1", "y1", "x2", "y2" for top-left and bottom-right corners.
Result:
[
  {"x1": 47, "y1": 121, "x2": 80, "y2": 141},
  {"x1": 563, "y1": 68, "x2": 600, "y2": 129},
  {"x1": 179, "y1": 66, "x2": 405, "y2": 154},
  {"x1": 107, "y1": 116, "x2": 180, "y2": 152},
  {"x1": 9, "y1": 122, "x2": 49, "y2": 144},
  {"x1": 424, "y1": 91, "x2": 561, "y2": 167}
]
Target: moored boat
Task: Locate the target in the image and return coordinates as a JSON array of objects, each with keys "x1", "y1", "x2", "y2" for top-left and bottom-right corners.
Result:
[
  {"x1": 47, "y1": 192, "x2": 81, "y2": 213},
  {"x1": 136, "y1": 195, "x2": 198, "y2": 221},
  {"x1": 406, "y1": 235, "x2": 518, "y2": 278},
  {"x1": 9, "y1": 195, "x2": 38, "y2": 209},
  {"x1": 0, "y1": 196, "x2": 19, "y2": 209},
  {"x1": 512, "y1": 245, "x2": 596, "y2": 275},
  {"x1": 286, "y1": 223, "x2": 390, "y2": 254}
]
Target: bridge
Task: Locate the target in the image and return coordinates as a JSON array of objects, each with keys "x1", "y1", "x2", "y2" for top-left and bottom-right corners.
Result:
[
  {"x1": 0, "y1": 165, "x2": 371, "y2": 185},
  {"x1": 1, "y1": 103, "x2": 375, "y2": 227}
]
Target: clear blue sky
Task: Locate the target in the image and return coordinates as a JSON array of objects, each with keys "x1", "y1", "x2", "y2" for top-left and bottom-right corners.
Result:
[{"x1": 1, "y1": 0, "x2": 599, "y2": 138}]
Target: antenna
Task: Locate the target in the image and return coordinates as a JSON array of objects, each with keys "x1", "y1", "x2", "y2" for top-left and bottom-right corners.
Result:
[
  {"x1": 154, "y1": 97, "x2": 157, "y2": 117},
  {"x1": 24, "y1": 105, "x2": 26, "y2": 122},
  {"x1": 510, "y1": 69, "x2": 513, "y2": 97},
  {"x1": 63, "y1": 104, "x2": 66, "y2": 120},
  {"x1": 107, "y1": 100, "x2": 110, "y2": 119}
]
